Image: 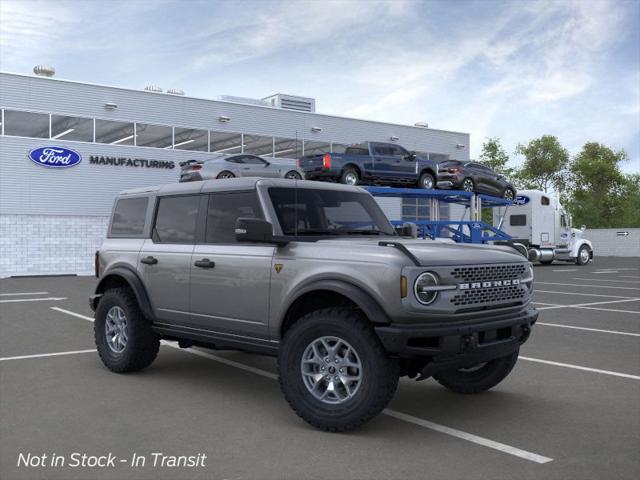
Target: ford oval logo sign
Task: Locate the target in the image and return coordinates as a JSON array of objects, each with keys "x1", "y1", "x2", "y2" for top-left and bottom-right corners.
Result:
[
  {"x1": 28, "y1": 146, "x2": 82, "y2": 168},
  {"x1": 514, "y1": 195, "x2": 530, "y2": 206}
]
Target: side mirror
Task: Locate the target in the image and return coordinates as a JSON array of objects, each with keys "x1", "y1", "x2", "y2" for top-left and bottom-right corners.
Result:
[
  {"x1": 581, "y1": 225, "x2": 586, "y2": 231},
  {"x1": 264, "y1": 161, "x2": 271, "y2": 167},
  {"x1": 235, "y1": 218, "x2": 288, "y2": 245},
  {"x1": 395, "y1": 222, "x2": 418, "y2": 238},
  {"x1": 405, "y1": 152, "x2": 416, "y2": 161}
]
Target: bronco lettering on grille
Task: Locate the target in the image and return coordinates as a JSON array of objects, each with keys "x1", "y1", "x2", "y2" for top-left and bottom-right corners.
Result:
[{"x1": 458, "y1": 279, "x2": 520, "y2": 290}]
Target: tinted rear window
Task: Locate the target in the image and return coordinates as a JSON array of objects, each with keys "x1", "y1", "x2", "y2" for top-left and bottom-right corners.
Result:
[
  {"x1": 110, "y1": 197, "x2": 148, "y2": 237},
  {"x1": 153, "y1": 195, "x2": 200, "y2": 244}
]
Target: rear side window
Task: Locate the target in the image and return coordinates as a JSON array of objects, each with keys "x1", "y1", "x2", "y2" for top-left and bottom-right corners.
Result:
[
  {"x1": 110, "y1": 197, "x2": 148, "y2": 237},
  {"x1": 205, "y1": 192, "x2": 263, "y2": 244},
  {"x1": 153, "y1": 195, "x2": 200, "y2": 244},
  {"x1": 510, "y1": 215, "x2": 527, "y2": 226}
]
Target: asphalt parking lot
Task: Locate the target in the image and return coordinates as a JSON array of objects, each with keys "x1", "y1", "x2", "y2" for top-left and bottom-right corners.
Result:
[{"x1": 1, "y1": 257, "x2": 639, "y2": 480}]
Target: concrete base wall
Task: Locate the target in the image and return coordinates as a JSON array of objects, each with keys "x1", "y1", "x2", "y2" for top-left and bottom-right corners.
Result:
[
  {"x1": 586, "y1": 228, "x2": 640, "y2": 258},
  {"x1": 0, "y1": 215, "x2": 108, "y2": 278}
]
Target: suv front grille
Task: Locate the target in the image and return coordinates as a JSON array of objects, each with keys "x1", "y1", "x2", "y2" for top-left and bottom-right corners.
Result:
[
  {"x1": 451, "y1": 285, "x2": 526, "y2": 307},
  {"x1": 451, "y1": 264, "x2": 527, "y2": 283}
]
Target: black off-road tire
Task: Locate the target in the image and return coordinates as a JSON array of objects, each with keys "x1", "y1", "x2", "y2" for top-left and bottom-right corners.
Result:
[
  {"x1": 418, "y1": 172, "x2": 435, "y2": 189},
  {"x1": 433, "y1": 350, "x2": 519, "y2": 394},
  {"x1": 339, "y1": 167, "x2": 360, "y2": 186},
  {"x1": 278, "y1": 308, "x2": 399, "y2": 432},
  {"x1": 94, "y1": 287, "x2": 160, "y2": 373}
]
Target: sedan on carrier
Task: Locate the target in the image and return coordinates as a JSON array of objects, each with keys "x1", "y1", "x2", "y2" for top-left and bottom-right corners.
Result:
[
  {"x1": 437, "y1": 160, "x2": 516, "y2": 199},
  {"x1": 180, "y1": 154, "x2": 304, "y2": 182}
]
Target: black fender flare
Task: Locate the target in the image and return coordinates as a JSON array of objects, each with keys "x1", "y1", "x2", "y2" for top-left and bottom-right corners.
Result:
[
  {"x1": 92, "y1": 266, "x2": 155, "y2": 321},
  {"x1": 282, "y1": 279, "x2": 391, "y2": 326},
  {"x1": 342, "y1": 163, "x2": 363, "y2": 178}
]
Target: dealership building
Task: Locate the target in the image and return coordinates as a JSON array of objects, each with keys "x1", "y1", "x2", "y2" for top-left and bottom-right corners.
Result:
[{"x1": 0, "y1": 69, "x2": 470, "y2": 277}]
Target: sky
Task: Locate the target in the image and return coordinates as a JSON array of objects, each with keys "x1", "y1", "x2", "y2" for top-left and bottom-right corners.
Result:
[{"x1": 1, "y1": 0, "x2": 639, "y2": 172}]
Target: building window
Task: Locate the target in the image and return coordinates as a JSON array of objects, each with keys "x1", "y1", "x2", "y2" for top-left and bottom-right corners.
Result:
[
  {"x1": 210, "y1": 131, "x2": 243, "y2": 154},
  {"x1": 303, "y1": 140, "x2": 330, "y2": 156},
  {"x1": 173, "y1": 127, "x2": 208, "y2": 151},
  {"x1": 95, "y1": 119, "x2": 135, "y2": 145},
  {"x1": 273, "y1": 137, "x2": 302, "y2": 158},
  {"x1": 51, "y1": 114, "x2": 93, "y2": 142},
  {"x1": 243, "y1": 134, "x2": 274, "y2": 156},
  {"x1": 3, "y1": 110, "x2": 49, "y2": 138},
  {"x1": 135, "y1": 123, "x2": 173, "y2": 149},
  {"x1": 402, "y1": 198, "x2": 430, "y2": 221}
]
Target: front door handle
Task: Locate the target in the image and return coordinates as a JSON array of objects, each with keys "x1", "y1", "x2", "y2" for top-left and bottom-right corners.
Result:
[
  {"x1": 140, "y1": 256, "x2": 158, "y2": 265},
  {"x1": 194, "y1": 258, "x2": 215, "y2": 269}
]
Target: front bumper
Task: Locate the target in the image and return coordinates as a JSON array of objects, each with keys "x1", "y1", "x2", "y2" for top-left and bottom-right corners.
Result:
[{"x1": 375, "y1": 307, "x2": 537, "y2": 377}]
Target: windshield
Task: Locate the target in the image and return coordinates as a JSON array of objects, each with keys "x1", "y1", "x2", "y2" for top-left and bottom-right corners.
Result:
[{"x1": 268, "y1": 187, "x2": 395, "y2": 237}]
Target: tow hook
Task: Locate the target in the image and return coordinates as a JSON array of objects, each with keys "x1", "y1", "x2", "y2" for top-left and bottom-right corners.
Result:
[
  {"x1": 461, "y1": 334, "x2": 476, "y2": 352},
  {"x1": 520, "y1": 326, "x2": 531, "y2": 342}
]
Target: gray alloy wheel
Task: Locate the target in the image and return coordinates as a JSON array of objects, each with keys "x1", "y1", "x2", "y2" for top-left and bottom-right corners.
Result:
[
  {"x1": 462, "y1": 178, "x2": 474, "y2": 192},
  {"x1": 419, "y1": 173, "x2": 435, "y2": 189},
  {"x1": 343, "y1": 171, "x2": 358, "y2": 185},
  {"x1": 301, "y1": 336, "x2": 363, "y2": 404},
  {"x1": 503, "y1": 188, "x2": 515, "y2": 200},
  {"x1": 285, "y1": 171, "x2": 302, "y2": 180},
  {"x1": 105, "y1": 306, "x2": 128, "y2": 353},
  {"x1": 217, "y1": 171, "x2": 235, "y2": 179}
]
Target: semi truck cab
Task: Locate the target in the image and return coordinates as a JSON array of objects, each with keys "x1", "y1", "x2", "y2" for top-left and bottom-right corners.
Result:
[{"x1": 493, "y1": 190, "x2": 593, "y2": 265}]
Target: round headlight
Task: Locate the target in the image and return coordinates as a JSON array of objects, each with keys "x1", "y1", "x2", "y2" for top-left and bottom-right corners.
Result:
[{"x1": 414, "y1": 272, "x2": 439, "y2": 305}]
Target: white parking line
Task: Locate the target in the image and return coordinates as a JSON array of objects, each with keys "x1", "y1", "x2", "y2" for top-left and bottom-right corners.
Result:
[
  {"x1": 383, "y1": 409, "x2": 553, "y2": 464},
  {"x1": 0, "y1": 297, "x2": 67, "y2": 303},
  {"x1": 573, "y1": 306, "x2": 640, "y2": 315},
  {"x1": 536, "y1": 282, "x2": 640, "y2": 291},
  {"x1": 592, "y1": 271, "x2": 620, "y2": 274},
  {"x1": 535, "y1": 298, "x2": 640, "y2": 311},
  {"x1": 520, "y1": 357, "x2": 640, "y2": 380},
  {"x1": 0, "y1": 349, "x2": 96, "y2": 362},
  {"x1": 49, "y1": 307, "x2": 553, "y2": 464},
  {"x1": 0, "y1": 291, "x2": 49, "y2": 296},
  {"x1": 572, "y1": 278, "x2": 640, "y2": 284},
  {"x1": 535, "y1": 290, "x2": 637, "y2": 299},
  {"x1": 536, "y1": 322, "x2": 640, "y2": 337}
]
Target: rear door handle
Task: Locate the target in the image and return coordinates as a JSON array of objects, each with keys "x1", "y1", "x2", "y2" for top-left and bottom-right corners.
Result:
[
  {"x1": 140, "y1": 256, "x2": 158, "y2": 265},
  {"x1": 194, "y1": 258, "x2": 215, "y2": 269}
]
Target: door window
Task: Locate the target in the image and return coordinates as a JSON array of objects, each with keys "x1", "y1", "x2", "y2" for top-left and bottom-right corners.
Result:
[
  {"x1": 205, "y1": 192, "x2": 263, "y2": 244},
  {"x1": 153, "y1": 196, "x2": 200, "y2": 244}
]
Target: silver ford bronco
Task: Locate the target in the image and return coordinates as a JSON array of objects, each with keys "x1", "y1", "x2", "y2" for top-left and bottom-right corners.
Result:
[{"x1": 91, "y1": 178, "x2": 537, "y2": 432}]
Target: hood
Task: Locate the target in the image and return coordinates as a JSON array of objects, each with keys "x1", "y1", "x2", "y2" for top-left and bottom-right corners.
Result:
[{"x1": 312, "y1": 237, "x2": 527, "y2": 266}]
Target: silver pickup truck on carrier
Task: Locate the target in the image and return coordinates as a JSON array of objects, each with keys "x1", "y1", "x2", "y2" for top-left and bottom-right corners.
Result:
[{"x1": 91, "y1": 178, "x2": 538, "y2": 431}]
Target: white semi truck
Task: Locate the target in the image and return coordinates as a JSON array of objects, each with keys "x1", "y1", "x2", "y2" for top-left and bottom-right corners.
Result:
[{"x1": 493, "y1": 190, "x2": 593, "y2": 265}]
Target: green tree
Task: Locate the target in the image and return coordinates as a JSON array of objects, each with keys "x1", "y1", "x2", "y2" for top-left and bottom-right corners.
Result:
[
  {"x1": 618, "y1": 174, "x2": 640, "y2": 227},
  {"x1": 566, "y1": 142, "x2": 630, "y2": 228},
  {"x1": 515, "y1": 135, "x2": 569, "y2": 193},
  {"x1": 479, "y1": 137, "x2": 513, "y2": 177}
]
